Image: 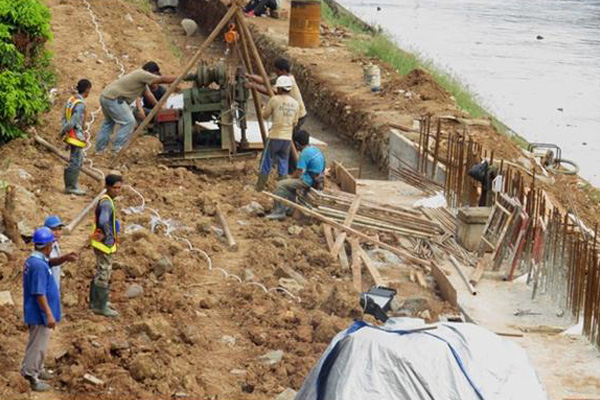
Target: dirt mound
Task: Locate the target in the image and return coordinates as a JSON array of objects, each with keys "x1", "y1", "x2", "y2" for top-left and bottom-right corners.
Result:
[{"x1": 400, "y1": 68, "x2": 451, "y2": 103}]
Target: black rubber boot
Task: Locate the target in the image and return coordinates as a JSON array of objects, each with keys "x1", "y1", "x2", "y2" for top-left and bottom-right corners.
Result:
[{"x1": 255, "y1": 174, "x2": 269, "y2": 192}]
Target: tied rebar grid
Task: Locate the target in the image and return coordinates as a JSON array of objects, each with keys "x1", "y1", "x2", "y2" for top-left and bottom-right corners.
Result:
[{"x1": 406, "y1": 117, "x2": 600, "y2": 349}]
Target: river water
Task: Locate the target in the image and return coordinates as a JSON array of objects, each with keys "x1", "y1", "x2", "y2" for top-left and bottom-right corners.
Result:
[{"x1": 339, "y1": 0, "x2": 600, "y2": 185}]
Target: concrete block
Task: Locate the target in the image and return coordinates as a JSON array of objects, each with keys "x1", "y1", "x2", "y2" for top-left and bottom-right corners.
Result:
[{"x1": 457, "y1": 207, "x2": 492, "y2": 251}]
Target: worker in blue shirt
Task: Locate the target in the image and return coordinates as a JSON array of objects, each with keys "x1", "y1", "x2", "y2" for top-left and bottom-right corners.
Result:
[
  {"x1": 21, "y1": 227, "x2": 61, "y2": 392},
  {"x1": 267, "y1": 130, "x2": 325, "y2": 220}
]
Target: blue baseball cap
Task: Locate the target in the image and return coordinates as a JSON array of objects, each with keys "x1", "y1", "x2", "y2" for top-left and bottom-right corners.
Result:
[{"x1": 44, "y1": 215, "x2": 64, "y2": 229}]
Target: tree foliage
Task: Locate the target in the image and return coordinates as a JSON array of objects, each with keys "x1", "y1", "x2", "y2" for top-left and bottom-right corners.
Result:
[{"x1": 0, "y1": 0, "x2": 54, "y2": 143}]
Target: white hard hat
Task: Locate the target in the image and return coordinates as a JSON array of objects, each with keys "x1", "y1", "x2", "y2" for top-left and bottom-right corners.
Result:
[{"x1": 274, "y1": 75, "x2": 293, "y2": 91}]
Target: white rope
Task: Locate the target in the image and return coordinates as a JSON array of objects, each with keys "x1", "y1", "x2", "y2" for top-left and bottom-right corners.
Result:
[{"x1": 123, "y1": 185, "x2": 301, "y2": 302}]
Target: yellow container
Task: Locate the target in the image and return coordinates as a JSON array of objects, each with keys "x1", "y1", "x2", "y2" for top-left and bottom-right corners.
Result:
[{"x1": 288, "y1": 0, "x2": 321, "y2": 48}]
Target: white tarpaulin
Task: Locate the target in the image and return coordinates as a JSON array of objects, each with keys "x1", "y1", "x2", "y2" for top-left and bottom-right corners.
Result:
[{"x1": 296, "y1": 318, "x2": 547, "y2": 400}]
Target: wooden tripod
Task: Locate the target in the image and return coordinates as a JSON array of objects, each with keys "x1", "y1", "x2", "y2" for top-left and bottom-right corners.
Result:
[{"x1": 114, "y1": 2, "x2": 298, "y2": 163}]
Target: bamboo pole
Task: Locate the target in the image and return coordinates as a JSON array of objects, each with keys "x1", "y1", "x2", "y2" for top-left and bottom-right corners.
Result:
[
  {"x1": 64, "y1": 189, "x2": 107, "y2": 234},
  {"x1": 330, "y1": 194, "x2": 362, "y2": 258},
  {"x1": 265, "y1": 192, "x2": 428, "y2": 266},
  {"x1": 115, "y1": 4, "x2": 239, "y2": 161},
  {"x1": 34, "y1": 135, "x2": 103, "y2": 182},
  {"x1": 216, "y1": 204, "x2": 237, "y2": 250},
  {"x1": 235, "y1": 10, "x2": 299, "y2": 162},
  {"x1": 449, "y1": 255, "x2": 477, "y2": 295},
  {"x1": 235, "y1": 14, "x2": 268, "y2": 145}
]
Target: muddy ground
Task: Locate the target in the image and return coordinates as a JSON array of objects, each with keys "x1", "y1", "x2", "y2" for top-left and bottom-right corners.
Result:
[{"x1": 0, "y1": 0, "x2": 451, "y2": 398}]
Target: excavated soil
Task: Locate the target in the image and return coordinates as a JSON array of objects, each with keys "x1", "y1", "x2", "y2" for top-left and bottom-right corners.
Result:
[{"x1": 0, "y1": 1, "x2": 452, "y2": 399}]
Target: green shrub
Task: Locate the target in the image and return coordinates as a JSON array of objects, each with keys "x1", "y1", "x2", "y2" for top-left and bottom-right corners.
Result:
[{"x1": 0, "y1": 0, "x2": 54, "y2": 144}]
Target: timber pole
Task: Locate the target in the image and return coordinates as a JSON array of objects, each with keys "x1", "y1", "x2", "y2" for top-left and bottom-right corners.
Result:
[{"x1": 114, "y1": 4, "x2": 239, "y2": 161}]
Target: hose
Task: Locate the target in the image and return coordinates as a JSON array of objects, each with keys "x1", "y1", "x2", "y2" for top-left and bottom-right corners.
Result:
[{"x1": 549, "y1": 158, "x2": 579, "y2": 176}]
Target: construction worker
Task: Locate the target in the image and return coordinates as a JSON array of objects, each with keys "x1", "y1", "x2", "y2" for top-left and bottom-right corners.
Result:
[
  {"x1": 246, "y1": 57, "x2": 307, "y2": 131},
  {"x1": 134, "y1": 82, "x2": 166, "y2": 122},
  {"x1": 89, "y1": 174, "x2": 122, "y2": 317},
  {"x1": 243, "y1": 0, "x2": 279, "y2": 17},
  {"x1": 267, "y1": 130, "x2": 325, "y2": 220},
  {"x1": 21, "y1": 227, "x2": 60, "y2": 392},
  {"x1": 44, "y1": 216, "x2": 77, "y2": 291},
  {"x1": 61, "y1": 79, "x2": 92, "y2": 196},
  {"x1": 256, "y1": 75, "x2": 300, "y2": 191},
  {"x1": 95, "y1": 61, "x2": 177, "y2": 154}
]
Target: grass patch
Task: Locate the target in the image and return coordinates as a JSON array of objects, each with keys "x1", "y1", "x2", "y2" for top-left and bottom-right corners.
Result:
[
  {"x1": 168, "y1": 42, "x2": 183, "y2": 59},
  {"x1": 126, "y1": 0, "x2": 153, "y2": 16}
]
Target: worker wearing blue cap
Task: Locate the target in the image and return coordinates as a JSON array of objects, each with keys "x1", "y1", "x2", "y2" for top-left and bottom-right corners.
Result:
[
  {"x1": 21, "y1": 227, "x2": 60, "y2": 392},
  {"x1": 43, "y1": 216, "x2": 77, "y2": 291}
]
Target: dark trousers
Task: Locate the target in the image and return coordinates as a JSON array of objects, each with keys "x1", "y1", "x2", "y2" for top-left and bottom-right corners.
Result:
[{"x1": 244, "y1": 0, "x2": 277, "y2": 15}]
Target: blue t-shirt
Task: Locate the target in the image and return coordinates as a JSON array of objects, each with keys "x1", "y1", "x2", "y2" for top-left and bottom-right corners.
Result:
[
  {"x1": 23, "y1": 252, "x2": 61, "y2": 325},
  {"x1": 297, "y1": 146, "x2": 326, "y2": 186}
]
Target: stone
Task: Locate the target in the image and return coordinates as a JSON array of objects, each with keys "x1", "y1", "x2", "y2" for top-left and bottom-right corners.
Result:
[
  {"x1": 240, "y1": 201, "x2": 265, "y2": 215},
  {"x1": 0, "y1": 242, "x2": 15, "y2": 256},
  {"x1": 62, "y1": 293, "x2": 78, "y2": 307},
  {"x1": 288, "y1": 225, "x2": 303, "y2": 235},
  {"x1": 394, "y1": 296, "x2": 430, "y2": 316},
  {"x1": 230, "y1": 369, "x2": 247, "y2": 375},
  {"x1": 278, "y1": 278, "x2": 304, "y2": 293},
  {"x1": 274, "y1": 266, "x2": 307, "y2": 285},
  {"x1": 274, "y1": 388, "x2": 298, "y2": 400},
  {"x1": 123, "y1": 263, "x2": 145, "y2": 278},
  {"x1": 199, "y1": 297, "x2": 218, "y2": 309},
  {"x1": 83, "y1": 373, "x2": 104, "y2": 386},
  {"x1": 0, "y1": 291, "x2": 14, "y2": 306},
  {"x1": 180, "y1": 327, "x2": 198, "y2": 345},
  {"x1": 181, "y1": 18, "x2": 198, "y2": 36},
  {"x1": 125, "y1": 13, "x2": 134, "y2": 23},
  {"x1": 135, "y1": 317, "x2": 174, "y2": 341},
  {"x1": 418, "y1": 310, "x2": 432, "y2": 320},
  {"x1": 270, "y1": 237, "x2": 287, "y2": 249},
  {"x1": 110, "y1": 340, "x2": 131, "y2": 351},
  {"x1": 242, "y1": 269, "x2": 255, "y2": 282},
  {"x1": 126, "y1": 284, "x2": 144, "y2": 299},
  {"x1": 258, "y1": 349, "x2": 283, "y2": 365},
  {"x1": 220, "y1": 335, "x2": 236, "y2": 347},
  {"x1": 296, "y1": 325, "x2": 313, "y2": 342},
  {"x1": 153, "y1": 257, "x2": 173, "y2": 278},
  {"x1": 129, "y1": 354, "x2": 159, "y2": 381}
]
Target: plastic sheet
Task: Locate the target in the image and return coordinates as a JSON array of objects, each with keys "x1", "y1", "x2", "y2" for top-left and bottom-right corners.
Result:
[{"x1": 296, "y1": 318, "x2": 548, "y2": 400}]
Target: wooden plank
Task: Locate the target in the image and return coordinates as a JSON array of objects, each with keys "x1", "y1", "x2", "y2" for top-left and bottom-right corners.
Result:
[
  {"x1": 357, "y1": 246, "x2": 385, "y2": 286},
  {"x1": 430, "y1": 261, "x2": 458, "y2": 307},
  {"x1": 330, "y1": 194, "x2": 362, "y2": 258},
  {"x1": 334, "y1": 161, "x2": 357, "y2": 194},
  {"x1": 323, "y1": 225, "x2": 349, "y2": 269},
  {"x1": 415, "y1": 271, "x2": 428, "y2": 289},
  {"x1": 266, "y1": 192, "x2": 429, "y2": 267},
  {"x1": 470, "y1": 253, "x2": 491, "y2": 286},
  {"x1": 350, "y1": 238, "x2": 362, "y2": 291},
  {"x1": 216, "y1": 204, "x2": 237, "y2": 250}
]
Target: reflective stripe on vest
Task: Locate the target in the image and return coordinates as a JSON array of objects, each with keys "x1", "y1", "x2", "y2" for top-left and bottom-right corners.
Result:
[
  {"x1": 90, "y1": 195, "x2": 117, "y2": 254},
  {"x1": 63, "y1": 96, "x2": 87, "y2": 148}
]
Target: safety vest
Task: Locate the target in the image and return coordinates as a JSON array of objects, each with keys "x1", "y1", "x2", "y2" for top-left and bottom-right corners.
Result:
[
  {"x1": 63, "y1": 96, "x2": 87, "y2": 148},
  {"x1": 90, "y1": 195, "x2": 117, "y2": 254}
]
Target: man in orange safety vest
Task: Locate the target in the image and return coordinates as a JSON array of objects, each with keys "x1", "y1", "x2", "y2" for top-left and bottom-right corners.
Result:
[{"x1": 60, "y1": 79, "x2": 92, "y2": 196}]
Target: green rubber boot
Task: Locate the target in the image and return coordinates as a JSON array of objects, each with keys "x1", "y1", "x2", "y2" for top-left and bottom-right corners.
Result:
[
  {"x1": 255, "y1": 174, "x2": 269, "y2": 192},
  {"x1": 90, "y1": 282, "x2": 119, "y2": 317},
  {"x1": 277, "y1": 174, "x2": 288, "y2": 181},
  {"x1": 64, "y1": 168, "x2": 86, "y2": 196}
]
